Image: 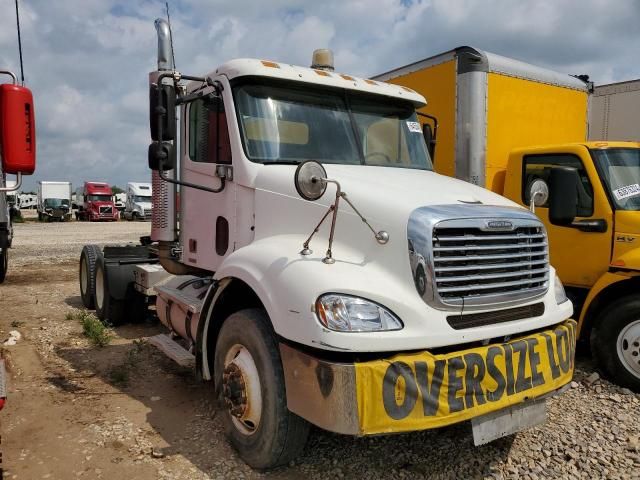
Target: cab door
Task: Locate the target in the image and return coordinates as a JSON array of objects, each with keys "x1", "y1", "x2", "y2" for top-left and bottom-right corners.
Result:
[
  {"x1": 509, "y1": 146, "x2": 613, "y2": 288},
  {"x1": 180, "y1": 91, "x2": 234, "y2": 272}
]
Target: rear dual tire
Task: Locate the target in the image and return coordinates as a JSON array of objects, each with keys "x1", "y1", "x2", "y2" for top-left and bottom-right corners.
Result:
[
  {"x1": 79, "y1": 245, "x2": 101, "y2": 309},
  {"x1": 0, "y1": 248, "x2": 8, "y2": 284}
]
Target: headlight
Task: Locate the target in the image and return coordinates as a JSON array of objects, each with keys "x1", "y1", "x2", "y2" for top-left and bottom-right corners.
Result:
[
  {"x1": 315, "y1": 294, "x2": 403, "y2": 332},
  {"x1": 554, "y1": 274, "x2": 568, "y2": 304}
]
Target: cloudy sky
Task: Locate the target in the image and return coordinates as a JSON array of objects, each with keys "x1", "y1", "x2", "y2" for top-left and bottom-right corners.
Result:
[{"x1": 1, "y1": 0, "x2": 639, "y2": 191}]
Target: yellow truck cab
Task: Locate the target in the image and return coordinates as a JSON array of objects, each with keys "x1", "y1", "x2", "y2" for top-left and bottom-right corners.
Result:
[{"x1": 376, "y1": 48, "x2": 640, "y2": 391}]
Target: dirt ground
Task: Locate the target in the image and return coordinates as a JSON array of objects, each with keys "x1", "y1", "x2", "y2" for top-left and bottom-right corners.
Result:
[{"x1": 0, "y1": 218, "x2": 639, "y2": 479}]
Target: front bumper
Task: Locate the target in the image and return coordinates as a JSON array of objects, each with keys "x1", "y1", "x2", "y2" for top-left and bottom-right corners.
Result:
[{"x1": 281, "y1": 319, "x2": 576, "y2": 435}]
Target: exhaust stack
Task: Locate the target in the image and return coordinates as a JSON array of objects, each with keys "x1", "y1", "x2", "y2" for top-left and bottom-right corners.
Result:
[
  {"x1": 150, "y1": 18, "x2": 177, "y2": 249},
  {"x1": 155, "y1": 18, "x2": 174, "y2": 71}
]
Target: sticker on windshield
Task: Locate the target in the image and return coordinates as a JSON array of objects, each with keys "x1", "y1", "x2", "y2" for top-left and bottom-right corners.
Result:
[
  {"x1": 613, "y1": 183, "x2": 640, "y2": 201},
  {"x1": 406, "y1": 121, "x2": 422, "y2": 133}
]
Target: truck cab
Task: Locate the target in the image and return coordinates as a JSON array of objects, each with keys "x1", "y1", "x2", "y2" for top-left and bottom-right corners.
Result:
[
  {"x1": 504, "y1": 142, "x2": 640, "y2": 389},
  {"x1": 123, "y1": 182, "x2": 152, "y2": 221},
  {"x1": 78, "y1": 21, "x2": 577, "y2": 469},
  {"x1": 76, "y1": 181, "x2": 118, "y2": 221}
]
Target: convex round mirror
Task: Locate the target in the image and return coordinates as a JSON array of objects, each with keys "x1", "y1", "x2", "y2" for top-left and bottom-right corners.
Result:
[
  {"x1": 294, "y1": 161, "x2": 327, "y2": 201},
  {"x1": 529, "y1": 178, "x2": 549, "y2": 207}
]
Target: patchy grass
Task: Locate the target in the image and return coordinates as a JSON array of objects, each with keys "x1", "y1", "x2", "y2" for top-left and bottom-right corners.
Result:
[
  {"x1": 10, "y1": 320, "x2": 25, "y2": 328},
  {"x1": 107, "y1": 339, "x2": 148, "y2": 387},
  {"x1": 67, "y1": 310, "x2": 113, "y2": 347}
]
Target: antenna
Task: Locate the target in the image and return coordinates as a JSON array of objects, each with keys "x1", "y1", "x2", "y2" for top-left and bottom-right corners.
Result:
[
  {"x1": 165, "y1": 2, "x2": 176, "y2": 71},
  {"x1": 14, "y1": 0, "x2": 25, "y2": 85}
]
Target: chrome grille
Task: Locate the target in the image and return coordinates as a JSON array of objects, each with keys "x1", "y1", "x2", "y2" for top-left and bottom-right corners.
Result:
[
  {"x1": 432, "y1": 225, "x2": 549, "y2": 305},
  {"x1": 99, "y1": 206, "x2": 113, "y2": 215}
]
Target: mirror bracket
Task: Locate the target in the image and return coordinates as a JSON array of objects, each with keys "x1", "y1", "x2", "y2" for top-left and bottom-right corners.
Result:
[{"x1": 0, "y1": 173, "x2": 22, "y2": 192}]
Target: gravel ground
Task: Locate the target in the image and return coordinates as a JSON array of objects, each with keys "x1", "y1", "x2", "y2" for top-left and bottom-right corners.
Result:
[
  {"x1": 1, "y1": 219, "x2": 639, "y2": 479},
  {"x1": 10, "y1": 216, "x2": 150, "y2": 266}
]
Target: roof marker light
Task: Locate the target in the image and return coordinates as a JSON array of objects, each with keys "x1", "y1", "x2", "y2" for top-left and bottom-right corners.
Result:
[
  {"x1": 340, "y1": 74, "x2": 355, "y2": 81},
  {"x1": 261, "y1": 60, "x2": 280, "y2": 68},
  {"x1": 314, "y1": 69, "x2": 331, "y2": 77},
  {"x1": 365, "y1": 79, "x2": 377, "y2": 85}
]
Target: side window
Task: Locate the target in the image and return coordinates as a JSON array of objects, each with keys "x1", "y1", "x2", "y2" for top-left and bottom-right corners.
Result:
[
  {"x1": 188, "y1": 97, "x2": 232, "y2": 164},
  {"x1": 523, "y1": 154, "x2": 594, "y2": 217}
]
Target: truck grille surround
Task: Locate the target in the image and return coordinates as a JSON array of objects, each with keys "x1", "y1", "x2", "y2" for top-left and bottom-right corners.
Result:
[{"x1": 408, "y1": 205, "x2": 550, "y2": 311}]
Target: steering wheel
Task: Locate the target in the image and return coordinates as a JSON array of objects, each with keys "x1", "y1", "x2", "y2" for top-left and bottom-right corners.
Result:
[{"x1": 364, "y1": 151, "x2": 392, "y2": 164}]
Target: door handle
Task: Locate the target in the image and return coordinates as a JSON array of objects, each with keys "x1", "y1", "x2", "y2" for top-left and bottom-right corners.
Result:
[{"x1": 570, "y1": 219, "x2": 607, "y2": 233}]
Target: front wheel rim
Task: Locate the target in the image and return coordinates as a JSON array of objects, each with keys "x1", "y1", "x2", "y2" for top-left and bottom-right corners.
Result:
[
  {"x1": 223, "y1": 344, "x2": 262, "y2": 435},
  {"x1": 95, "y1": 265, "x2": 105, "y2": 310},
  {"x1": 617, "y1": 319, "x2": 640, "y2": 379}
]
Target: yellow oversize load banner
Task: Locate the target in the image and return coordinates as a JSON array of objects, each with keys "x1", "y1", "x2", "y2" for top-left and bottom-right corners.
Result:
[{"x1": 355, "y1": 320, "x2": 577, "y2": 434}]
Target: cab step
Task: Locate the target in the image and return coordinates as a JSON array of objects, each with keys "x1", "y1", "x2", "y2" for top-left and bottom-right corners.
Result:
[{"x1": 148, "y1": 334, "x2": 195, "y2": 368}]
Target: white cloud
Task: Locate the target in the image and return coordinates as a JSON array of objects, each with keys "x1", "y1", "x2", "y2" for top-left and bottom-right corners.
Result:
[{"x1": 0, "y1": 0, "x2": 638, "y2": 191}]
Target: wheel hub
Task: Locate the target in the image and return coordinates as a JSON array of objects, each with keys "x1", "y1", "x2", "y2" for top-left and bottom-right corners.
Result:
[
  {"x1": 617, "y1": 320, "x2": 640, "y2": 378},
  {"x1": 222, "y1": 345, "x2": 263, "y2": 435},
  {"x1": 223, "y1": 363, "x2": 248, "y2": 418}
]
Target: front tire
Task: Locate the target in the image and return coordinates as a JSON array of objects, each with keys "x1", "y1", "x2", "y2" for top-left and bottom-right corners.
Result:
[
  {"x1": 214, "y1": 308, "x2": 310, "y2": 469},
  {"x1": 79, "y1": 245, "x2": 101, "y2": 309},
  {"x1": 94, "y1": 256, "x2": 126, "y2": 325},
  {"x1": 591, "y1": 295, "x2": 640, "y2": 392}
]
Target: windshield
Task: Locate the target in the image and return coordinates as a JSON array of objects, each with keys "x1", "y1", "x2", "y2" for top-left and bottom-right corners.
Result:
[
  {"x1": 44, "y1": 198, "x2": 69, "y2": 208},
  {"x1": 233, "y1": 81, "x2": 432, "y2": 170},
  {"x1": 87, "y1": 195, "x2": 111, "y2": 202},
  {"x1": 133, "y1": 195, "x2": 151, "y2": 203},
  {"x1": 591, "y1": 148, "x2": 640, "y2": 211}
]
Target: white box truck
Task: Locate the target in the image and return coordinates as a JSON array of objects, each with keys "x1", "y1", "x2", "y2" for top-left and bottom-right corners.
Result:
[
  {"x1": 37, "y1": 181, "x2": 72, "y2": 222},
  {"x1": 589, "y1": 79, "x2": 640, "y2": 141},
  {"x1": 77, "y1": 20, "x2": 577, "y2": 469},
  {"x1": 123, "y1": 182, "x2": 152, "y2": 220}
]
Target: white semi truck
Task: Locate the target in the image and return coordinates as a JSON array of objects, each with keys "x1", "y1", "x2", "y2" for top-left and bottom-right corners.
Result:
[
  {"x1": 37, "y1": 181, "x2": 72, "y2": 221},
  {"x1": 589, "y1": 79, "x2": 640, "y2": 141},
  {"x1": 78, "y1": 20, "x2": 577, "y2": 469},
  {"x1": 122, "y1": 182, "x2": 152, "y2": 220}
]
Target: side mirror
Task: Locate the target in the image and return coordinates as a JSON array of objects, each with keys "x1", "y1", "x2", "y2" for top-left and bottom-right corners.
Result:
[
  {"x1": 294, "y1": 161, "x2": 327, "y2": 201},
  {"x1": 148, "y1": 142, "x2": 175, "y2": 171},
  {"x1": 549, "y1": 167, "x2": 578, "y2": 226},
  {"x1": 0, "y1": 83, "x2": 36, "y2": 174},
  {"x1": 422, "y1": 123, "x2": 436, "y2": 159},
  {"x1": 527, "y1": 178, "x2": 549, "y2": 213},
  {"x1": 149, "y1": 83, "x2": 176, "y2": 141}
]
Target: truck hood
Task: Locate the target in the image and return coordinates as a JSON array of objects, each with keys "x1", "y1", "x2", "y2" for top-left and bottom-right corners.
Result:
[{"x1": 255, "y1": 164, "x2": 518, "y2": 221}]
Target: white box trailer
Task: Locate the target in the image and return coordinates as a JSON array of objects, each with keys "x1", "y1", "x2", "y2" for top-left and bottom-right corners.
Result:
[
  {"x1": 37, "y1": 181, "x2": 72, "y2": 222},
  {"x1": 589, "y1": 79, "x2": 640, "y2": 140}
]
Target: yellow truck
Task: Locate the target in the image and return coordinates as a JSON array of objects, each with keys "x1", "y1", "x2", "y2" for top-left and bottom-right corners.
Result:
[{"x1": 376, "y1": 47, "x2": 640, "y2": 391}]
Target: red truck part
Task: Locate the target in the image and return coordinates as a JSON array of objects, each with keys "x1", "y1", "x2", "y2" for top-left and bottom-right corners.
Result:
[{"x1": 0, "y1": 83, "x2": 36, "y2": 175}]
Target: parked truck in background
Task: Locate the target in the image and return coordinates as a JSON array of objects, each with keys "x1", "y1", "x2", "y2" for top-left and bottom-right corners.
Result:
[
  {"x1": 123, "y1": 182, "x2": 152, "y2": 221},
  {"x1": 377, "y1": 47, "x2": 640, "y2": 390},
  {"x1": 113, "y1": 192, "x2": 126, "y2": 214},
  {"x1": 589, "y1": 78, "x2": 640, "y2": 141},
  {"x1": 77, "y1": 23, "x2": 577, "y2": 468},
  {"x1": 0, "y1": 69, "x2": 37, "y2": 284},
  {"x1": 37, "y1": 181, "x2": 72, "y2": 221},
  {"x1": 75, "y1": 181, "x2": 118, "y2": 221}
]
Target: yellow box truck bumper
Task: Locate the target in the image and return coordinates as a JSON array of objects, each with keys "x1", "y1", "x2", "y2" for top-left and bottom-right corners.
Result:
[{"x1": 281, "y1": 320, "x2": 576, "y2": 435}]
